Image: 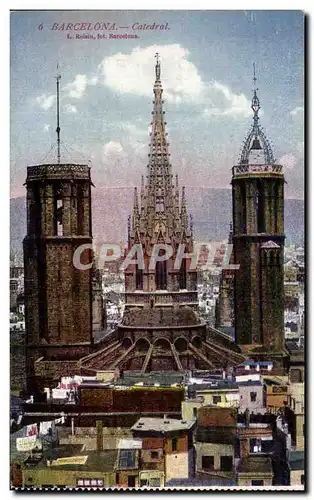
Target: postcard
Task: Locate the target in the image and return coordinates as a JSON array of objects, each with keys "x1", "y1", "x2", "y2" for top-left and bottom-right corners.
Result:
[{"x1": 10, "y1": 9, "x2": 305, "y2": 490}]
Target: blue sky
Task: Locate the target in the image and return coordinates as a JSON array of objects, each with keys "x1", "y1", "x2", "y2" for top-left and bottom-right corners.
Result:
[{"x1": 10, "y1": 10, "x2": 304, "y2": 198}]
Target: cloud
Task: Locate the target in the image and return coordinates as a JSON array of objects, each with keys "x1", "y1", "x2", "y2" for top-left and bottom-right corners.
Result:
[
  {"x1": 290, "y1": 106, "x2": 304, "y2": 116},
  {"x1": 204, "y1": 82, "x2": 252, "y2": 118},
  {"x1": 112, "y1": 122, "x2": 148, "y2": 155},
  {"x1": 36, "y1": 93, "x2": 55, "y2": 110},
  {"x1": 88, "y1": 75, "x2": 98, "y2": 86},
  {"x1": 97, "y1": 44, "x2": 203, "y2": 103},
  {"x1": 64, "y1": 104, "x2": 77, "y2": 114},
  {"x1": 43, "y1": 124, "x2": 50, "y2": 132},
  {"x1": 96, "y1": 44, "x2": 251, "y2": 118},
  {"x1": 103, "y1": 141, "x2": 125, "y2": 156},
  {"x1": 279, "y1": 153, "x2": 298, "y2": 171},
  {"x1": 119, "y1": 121, "x2": 148, "y2": 137},
  {"x1": 297, "y1": 141, "x2": 304, "y2": 153},
  {"x1": 63, "y1": 74, "x2": 88, "y2": 99}
]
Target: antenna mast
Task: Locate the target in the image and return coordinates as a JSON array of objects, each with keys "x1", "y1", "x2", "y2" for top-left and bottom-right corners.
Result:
[{"x1": 55, "y1": 66, "x2": 61, "y2": 164}]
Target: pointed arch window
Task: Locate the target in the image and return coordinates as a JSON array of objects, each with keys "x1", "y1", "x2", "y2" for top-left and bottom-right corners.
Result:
[
  {"x1": 240, "y1": 182, "x2": 247, "y2": 234},
  {"x1": 135, "y1": 264, "x2": 143, "y2": 290},
  {"x1": 179, "y1": 256, "x2": 187, "y2": 290},
  {"x1": 53, "y1": 184, "x2": 63, "y2": 236},
  {"x1": 273, "y1": 182, "x2": 279, "y2": 233},
  {"x1": 156, "y1": 260, "x2": 167, "y2": 290},
  {"x1": 256, "y1": 179, "x2": 265, "y2": 233}
]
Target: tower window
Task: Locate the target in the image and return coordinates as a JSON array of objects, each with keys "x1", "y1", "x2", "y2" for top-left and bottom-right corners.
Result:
[
  {"x1": 179, "y1": 257, "x2": 187, "y2": 289},
  {"x1": 156, "y1": 260, "x2": 167, "y2": 290},
  {"x1": 56, "y1": 199, "x2": 63, "y2": 236},
  {"x1": 256, "y1": 180, "x2": 265, "y2": 233},
  {"x1": 135, "y1": 265, "x2": 143, "y2": 290},
  {"x1": 273, "y1": 183, "x2": 279, "y2": 233},
  {"x1": 240, "y1": 183, "x2": 247, "y2": 234},
  {"x1": 77, "y1": 184, "x2": 84, "y2": 235}
]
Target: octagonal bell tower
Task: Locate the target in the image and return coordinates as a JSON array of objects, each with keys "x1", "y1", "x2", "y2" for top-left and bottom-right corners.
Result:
[{"x1": 232, "y1": 65, "x2": 286, "y2": 363}]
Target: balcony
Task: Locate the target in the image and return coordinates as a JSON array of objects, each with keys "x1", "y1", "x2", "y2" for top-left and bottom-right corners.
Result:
[
  {"x1": 125, "y1": 291, "x2": 199, "y2": 307},
  {"x1": 232, "y1": 164, "x2": 283, "y2": 176}
]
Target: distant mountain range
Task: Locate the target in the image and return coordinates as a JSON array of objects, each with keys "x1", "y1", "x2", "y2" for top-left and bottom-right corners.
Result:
[{"x1": 10, "y1": 187, "x2": 304, "y2": 258}]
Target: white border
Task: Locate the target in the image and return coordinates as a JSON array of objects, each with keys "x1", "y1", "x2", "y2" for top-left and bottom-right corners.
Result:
[{"x1": 3, "y1": 2, "x2": 310, "y2": 499}]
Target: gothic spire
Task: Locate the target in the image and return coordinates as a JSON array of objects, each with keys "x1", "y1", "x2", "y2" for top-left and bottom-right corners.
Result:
[
  {"x1": 239, "y1": 63, "x2": 275, "y2": 165},
  {"x1": 129, "y1": 55, "x2": 191, "y2": 243},
  {"x1": 146, "y1": 53, "x2": 172, "y2": 215}
]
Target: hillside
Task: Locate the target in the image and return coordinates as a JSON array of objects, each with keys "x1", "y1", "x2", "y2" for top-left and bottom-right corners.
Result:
[{"x1": 10, "y1": 187, "x2": 304, "y2": 258}]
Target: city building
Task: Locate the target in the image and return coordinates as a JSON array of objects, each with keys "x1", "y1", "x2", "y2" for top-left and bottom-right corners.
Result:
[
  {"x1": 237, "y1": 456, "x2": 273, "y2": 487},
  {"x1": 284, "y1": 384, "x2": 304, "y2": 451},
  {"x1": 21, "y1": 448, "x2": 118, "y2": 489},
  {"x1": 194, "y1": 406, "x2": 237, "y2": 479},
  {"x1": 288, "y1": 450, "x2": 305, "y2": 487},
  {"x1": 237, "y1": 420, "x2": 274, "y2": 458},
  {"x1": 188, "y1": 379, "x2": 240, "y2": 408},
  {"x1": 22, "y1": 371, "x2": 185, "y2": 429},
  {"x1": 131, "y1": 417, "x2": 196, "y2": 484},
  {"x1": 264, "y1": 379, "x2": 288, "y2": 410},
  {"x1": 237, "y1": 380, "x2": 266, "y2": 414}
]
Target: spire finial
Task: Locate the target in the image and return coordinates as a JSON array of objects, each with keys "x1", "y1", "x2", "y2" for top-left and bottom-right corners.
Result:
[
  {"x1": 155, "y1": 52, "x2": 161, "y2": 81},
  {"x1": 238, "y1": 64, "x2": 275, "y2": 165},
  {"x1": 253, "y1": 62, "x2": 257, "y2": 90},
  {"x1": 251, "y1": 62, "x2": 260, "y2": 121},
  {"x1": 55, "y1": 64, "x2": 61, "y2": 164}
]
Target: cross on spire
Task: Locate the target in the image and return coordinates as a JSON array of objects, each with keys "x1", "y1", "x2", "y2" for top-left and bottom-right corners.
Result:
[{"x1": 251, "y1": 62, "x2": 260, "y2": 119}]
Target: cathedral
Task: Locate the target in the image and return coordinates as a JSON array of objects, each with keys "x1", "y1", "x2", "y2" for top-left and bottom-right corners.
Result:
[
  {"x1": 23, "y1": 56, "x2": 291, "y2": 391},
  {"x1": 79, "y1": 55, "x2": 244, "y2": 374}
]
